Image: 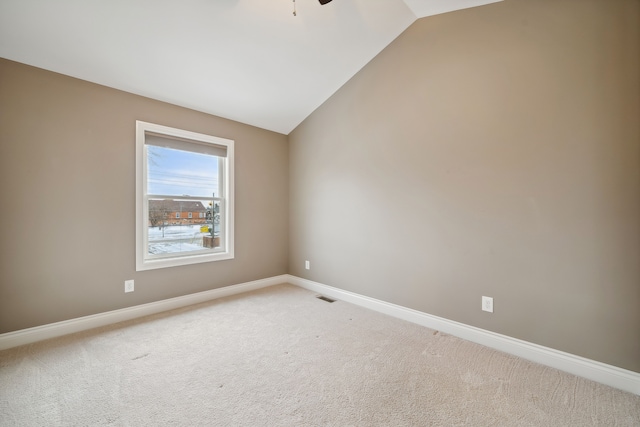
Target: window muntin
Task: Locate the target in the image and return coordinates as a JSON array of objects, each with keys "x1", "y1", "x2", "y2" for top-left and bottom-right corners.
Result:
[{"x1": 136, "y1": 121, "x2": 234, "y2": 271}]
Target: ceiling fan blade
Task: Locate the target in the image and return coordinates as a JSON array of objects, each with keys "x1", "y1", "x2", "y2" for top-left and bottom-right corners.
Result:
[{"x1": 319, "y1": 0, "x2": 332, "y2": 4}]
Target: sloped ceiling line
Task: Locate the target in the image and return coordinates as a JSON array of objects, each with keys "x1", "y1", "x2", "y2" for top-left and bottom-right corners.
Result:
[{"x1": 0, "y1": 0, "x2": 501, "y2": 134}]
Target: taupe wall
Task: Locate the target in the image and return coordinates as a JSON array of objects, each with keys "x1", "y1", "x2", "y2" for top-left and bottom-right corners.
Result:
[
  {"x1": 289, "y1": 0, "x2": 640, "y2": 372},
  {"x1": 0, "y1": 59, "x2": 289, "y2": 333},
  {"x1": 1, "y1": 0, "x2": 638, "y2": 375}
]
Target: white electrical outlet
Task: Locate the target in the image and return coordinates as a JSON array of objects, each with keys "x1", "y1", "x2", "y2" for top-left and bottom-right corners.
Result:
[
  {"x1": 124, "y1": 280, "x2": 134, "y2": 293},
  {"x1": 305, "y1": 260, "x2": 310, "y2": 270},
  {"x1": 482, "y1": 296, "x2": 493, "y2": 313}
]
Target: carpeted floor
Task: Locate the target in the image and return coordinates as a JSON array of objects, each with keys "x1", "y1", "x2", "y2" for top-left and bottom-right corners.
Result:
[{"x1": 1, "y1": 283, "x2": 639, "y2": 426}]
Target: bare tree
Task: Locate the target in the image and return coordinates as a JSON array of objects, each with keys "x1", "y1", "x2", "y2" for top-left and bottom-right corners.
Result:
[
  {"x1": 206, "y1": 202, "x2": 221, "y2": 236},
  {"x1": 149, "y1": 204, "x2": 170, "y2": 228}
]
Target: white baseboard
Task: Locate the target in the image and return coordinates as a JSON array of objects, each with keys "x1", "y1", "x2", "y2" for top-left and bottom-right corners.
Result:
[
  {"x1": 0, "y1": 275, "x2": 288, "y2": 351},
  {"x1": 287, "y1": 275, "x2": 640, "y2": 396},
  {"x1": 2, "y1": 273, "x2": 638, "y2": 396}
]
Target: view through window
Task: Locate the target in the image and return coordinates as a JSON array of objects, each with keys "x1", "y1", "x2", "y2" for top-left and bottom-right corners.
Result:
[{"x1": 136, "y1": 121, "x2": 234, "y2": 270}]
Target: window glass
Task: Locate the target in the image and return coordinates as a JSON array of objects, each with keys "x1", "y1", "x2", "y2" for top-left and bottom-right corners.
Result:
[{"x1": 136, "y1": 121, "x2": 234, "y2": 271}]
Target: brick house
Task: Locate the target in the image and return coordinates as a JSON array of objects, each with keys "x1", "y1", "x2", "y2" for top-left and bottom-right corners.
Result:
[{"x1": 148, "y1": 200, "x2": 208, "y2": 226}]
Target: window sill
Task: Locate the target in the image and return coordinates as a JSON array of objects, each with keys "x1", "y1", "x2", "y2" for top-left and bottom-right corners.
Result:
[{"x1": 136, "y1": 251, "x2": 234, "y2": 271}]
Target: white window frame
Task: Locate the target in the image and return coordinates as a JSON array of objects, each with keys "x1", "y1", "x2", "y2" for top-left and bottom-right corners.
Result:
[{"x1": 136, "y1": 121, "x2": 234, "y2": 271}]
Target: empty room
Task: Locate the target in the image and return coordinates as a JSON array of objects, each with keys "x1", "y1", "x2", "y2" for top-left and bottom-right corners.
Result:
[{"x1": 1, "y1": 0, "x2": 639, "y2": 425}]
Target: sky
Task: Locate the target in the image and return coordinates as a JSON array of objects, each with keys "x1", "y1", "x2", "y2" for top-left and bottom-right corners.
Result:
[{"x1": 147, "y1": 146, "x2": 219, "y2": 199}]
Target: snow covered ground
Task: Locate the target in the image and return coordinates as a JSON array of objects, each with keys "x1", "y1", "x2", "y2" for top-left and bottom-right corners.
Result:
[
  {"x1": 148, "y1": 225, "x2": 215, "y2": 254},
  {"x1": 148, "y1": 224, "x2": 208, "y2": 241},
  {"x1": 149, "y1": 242, "x2": 205, "y2": 255}
]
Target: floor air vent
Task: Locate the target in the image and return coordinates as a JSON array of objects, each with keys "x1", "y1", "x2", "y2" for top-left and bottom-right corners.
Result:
[{"x1": 316, "y1": 295, "x2": 336, "y2": 303}]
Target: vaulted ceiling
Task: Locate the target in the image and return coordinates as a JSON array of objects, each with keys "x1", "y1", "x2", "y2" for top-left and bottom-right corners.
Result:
[{"x1": 0, "y1": 0, "x2": 501, "y2": 134}]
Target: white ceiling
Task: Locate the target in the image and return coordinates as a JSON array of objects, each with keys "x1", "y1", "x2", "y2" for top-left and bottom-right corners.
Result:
[{"x1": 0, "y1": 0, "x2": 501, "y2": 134}]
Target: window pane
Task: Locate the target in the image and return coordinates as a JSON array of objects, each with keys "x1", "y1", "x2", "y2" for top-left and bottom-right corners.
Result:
[
  {"x1": 147, "y1": 145, "x2": 220, "y2": 198},
  {"x1": 147, "y1": 198, "x2": 221, "y2": 255},
  {"x1": 136, "y1": 120, "x2": 234, "y2": 271}
]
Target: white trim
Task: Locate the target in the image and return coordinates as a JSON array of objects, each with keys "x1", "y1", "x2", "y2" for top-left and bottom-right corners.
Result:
[
  {"x1": 0, "y1": 275, "x2": 288, "y2": 352},
  {"x1": 2, "y1": 273, "x2": 638, "y2": 396},
  {"x1": 135, "y1": 120, "x2": 235, "y2": 271},
  {"x1": 286, "y1": 275, "x2": 640, "y2": 396}
]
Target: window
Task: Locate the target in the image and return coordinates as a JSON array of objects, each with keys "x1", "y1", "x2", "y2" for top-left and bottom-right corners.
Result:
[{"x1": 136, "y1": 121, "x2": 234, "y2": 271}]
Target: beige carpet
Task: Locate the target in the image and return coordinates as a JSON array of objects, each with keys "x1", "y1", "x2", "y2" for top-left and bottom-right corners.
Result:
[{"x1": 1, "y1": 284, "x2": 638, "y2": 426}]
